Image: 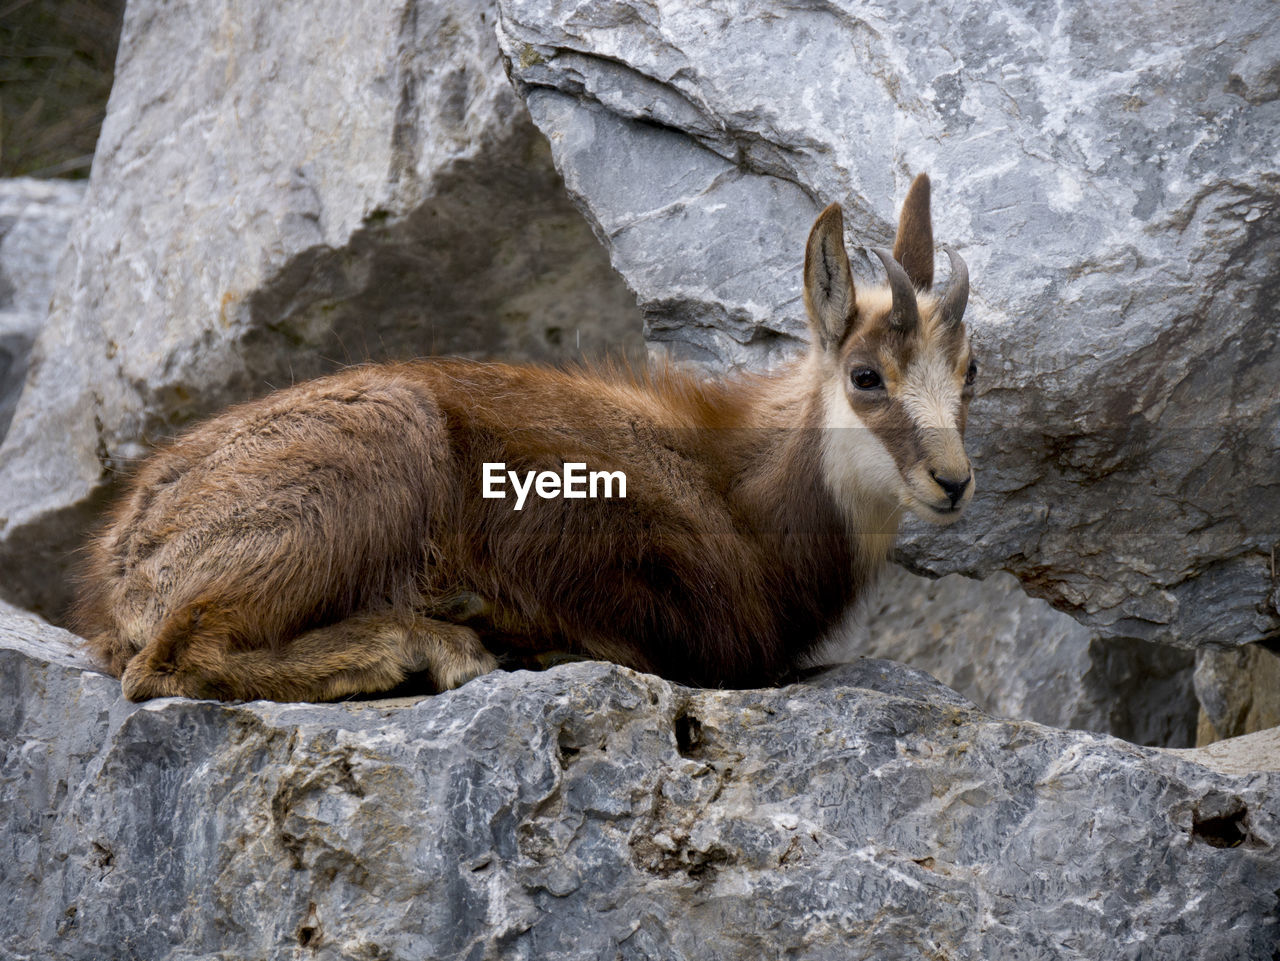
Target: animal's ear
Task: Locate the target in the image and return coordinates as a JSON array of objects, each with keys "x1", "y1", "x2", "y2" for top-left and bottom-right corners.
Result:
[
  {"x1": 804, "y1": 203, "x2": 858, "y2": 353},
  {"x1": 892, "y1": 173, "x2": 934, "y2": 290}
]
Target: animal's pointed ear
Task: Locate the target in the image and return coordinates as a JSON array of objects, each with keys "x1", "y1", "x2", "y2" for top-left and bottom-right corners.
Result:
[
  {"x1": 892, "y1": 173, "x2": 934, "y2": 290},
  {"x1": 804, "y1": 203, "x2": 858, "y2": 353}
]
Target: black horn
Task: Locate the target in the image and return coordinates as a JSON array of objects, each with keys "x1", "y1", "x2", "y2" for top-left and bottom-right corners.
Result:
[
  {"x1": 939, "y1": 247, "x2": 969, "y2": 330},
  {"x1": 870, "y1": 248, "x2": 921, "y2": 333}
]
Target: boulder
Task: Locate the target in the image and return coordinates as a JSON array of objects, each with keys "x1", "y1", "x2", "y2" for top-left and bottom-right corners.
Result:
[
  {"x1": 838, "y1": 566, "x2": 1197, "y2": 747},
  {"x1": 493, "y1": 0, "x2": 1280, "y2": 650},
  {"x1": 0, "y1": 0, "x2": 644, "y2": 621},
  {"x1": 0, "y1": 177, "x2": 85, "y2": 441},
  {"x1": 3, "y1": 603, "x2": 1278, "y2": 960}
]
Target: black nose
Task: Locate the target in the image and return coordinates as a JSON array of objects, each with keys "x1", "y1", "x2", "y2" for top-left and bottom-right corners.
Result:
[{"x1": 931, "y1": 471, "x2": 970, "y2": 507}]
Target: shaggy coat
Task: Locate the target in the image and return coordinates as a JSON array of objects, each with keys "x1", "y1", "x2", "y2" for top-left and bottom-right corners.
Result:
[{"x1": 74, "y1": 174, "x2": 975, "y2": 702}]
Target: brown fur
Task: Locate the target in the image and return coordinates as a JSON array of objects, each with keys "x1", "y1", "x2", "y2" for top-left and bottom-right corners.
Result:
[{"x1": 73, "y1": 177, "x2": 975, "y2": 702}]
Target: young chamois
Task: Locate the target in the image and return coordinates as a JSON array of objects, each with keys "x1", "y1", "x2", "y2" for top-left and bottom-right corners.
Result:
[{"x1": 74, "y1": 173, "x2": 975, "y2": 703}]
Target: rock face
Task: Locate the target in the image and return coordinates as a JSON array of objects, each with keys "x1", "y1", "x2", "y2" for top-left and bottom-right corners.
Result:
[
  {"x1": 0, "y1": 178, "x2": 84, "y2": 441},
  {"x1": 1195, "y1": 642, "x2": 1280, "y2": 743},
  {"x1": 0, "y1": 0, "x2": 644, "y2": 620},
  {"x1": 3, "y1": 605, "x2": 1279, "y2": 961},
  {"x1": 838, "y1": 567, "x2": 1197, "y2": 747},
  {"x1": 494, "y1": 0, "x2": 1280, "y2": 650}
]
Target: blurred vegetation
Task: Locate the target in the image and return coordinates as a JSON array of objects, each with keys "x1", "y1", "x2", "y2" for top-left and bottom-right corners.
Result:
[{"x1": 0, "y1": 0, "x2": 125, "y2": 178}]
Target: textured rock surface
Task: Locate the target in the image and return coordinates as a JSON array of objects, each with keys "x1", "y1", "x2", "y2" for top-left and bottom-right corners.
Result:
[
  {"x1": 0, "y1": 178, "x2": 84, "y2": 441},
  {"x1": 1195, "y1": 641, "x2": 1280, "y2": 744},
  {"x1": 494, "y1": 0, "x2": 1280, "y2": 649},
  {"x1": 3, "y1": 605, "x2": 1279, "y2": 960},
  {"x1": 0, "y1": 0, "x2": 643, "y2": 620},
  {"x1": 837, "y1": 566, "x2": 1197, "y2": 747}
]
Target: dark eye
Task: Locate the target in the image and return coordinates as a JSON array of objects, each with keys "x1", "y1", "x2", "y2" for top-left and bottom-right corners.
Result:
[
  {"x1": 964, "y1": 360, "x2": 977, "y2": 387},
  {"x1": 851, "y1": 367, "x2": 883, "y2": 391}
]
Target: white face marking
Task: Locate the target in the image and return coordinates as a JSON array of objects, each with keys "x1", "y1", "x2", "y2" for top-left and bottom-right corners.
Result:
[
  {"x1": 819, "y1": 379, "x2": 903, "y2": 558},
  {"x1": 895, "y1": 319, "x2": 973, "y2": 524},
  {"x1": 899, "y1": 349, "x2": 962, "y2": 432}
]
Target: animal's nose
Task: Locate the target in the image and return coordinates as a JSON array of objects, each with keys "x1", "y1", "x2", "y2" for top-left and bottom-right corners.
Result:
[{"x1": 931, "y1": 471, "x2": 971, "y2": 507}]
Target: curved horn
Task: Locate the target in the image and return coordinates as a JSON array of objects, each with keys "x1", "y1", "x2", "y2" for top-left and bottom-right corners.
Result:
[
  {"x1": 939, "y1": 246, "x2": 969, "y2": 330},
  {"x1": 870, "y1": 248, "x2": 921, "y2": 333}
]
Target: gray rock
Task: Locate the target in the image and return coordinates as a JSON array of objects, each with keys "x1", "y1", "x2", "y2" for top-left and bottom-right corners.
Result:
[
  {"x1": 834, "y1": 566, "x2": 1198, "y2": 747},
  {"x1": 3, "y1": 605, "x2": 1278, "y2": 961},
  {"x1": 0, "y1": 178, "x2": 85, "y2": 442},
  {"x1": 494, "y1": 0, "x2": 1280, "y2": 649},
  {"x1": 1195, "y1": 641, "x2": 1280, "y2": 743},
  {"x1": 0, "y1": 0, "x2": 644, "y2": 620}
]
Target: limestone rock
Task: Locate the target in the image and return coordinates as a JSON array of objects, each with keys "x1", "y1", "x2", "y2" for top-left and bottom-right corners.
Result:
[
  {"x1": 837, "y1": 566, "x2": 1197, "y2": 747},
  {"x1": 0, "y1": 0, "x2": 643, "y2": 620},
  {"x1": 1195, "y1": 642, "x2": 1280, "y2": 744},
  {"x1": 3, "y1": 605, "x2": 1278, "y2": 960},
  {"x1": 494, "y1": 0, "x2": 1280, "y2": 650},
  {"x1": 0, "y1": 177, "x2": 84, "y2": 441}
]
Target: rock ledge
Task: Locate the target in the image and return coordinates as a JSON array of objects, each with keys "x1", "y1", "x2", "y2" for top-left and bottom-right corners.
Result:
[{"x1": 3, "y1": 604, "x2": 1278, "y2": 961}]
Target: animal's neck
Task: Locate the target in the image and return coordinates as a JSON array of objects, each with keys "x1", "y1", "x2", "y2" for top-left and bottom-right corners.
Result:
[{"x1": 711, "y1": 356, "x2": 901, "y2": 574}]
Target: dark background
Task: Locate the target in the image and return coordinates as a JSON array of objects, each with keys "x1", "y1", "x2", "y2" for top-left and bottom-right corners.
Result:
[{"x1": 0, "y1": 0, "x2": 124, "y2": 178}]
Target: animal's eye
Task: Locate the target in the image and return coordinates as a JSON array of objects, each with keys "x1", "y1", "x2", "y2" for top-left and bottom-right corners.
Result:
[
  {"x1": 851, "y1": 368, "x2": 883, "y2": 391},
  {"x1": 964, "y1": 360, "x2": 977, "y2": 387}
]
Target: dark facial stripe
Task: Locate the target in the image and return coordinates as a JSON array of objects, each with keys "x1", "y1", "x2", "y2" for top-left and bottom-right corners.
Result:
[{"x1": 858, "y1": 396, "x2": 927, "y2": 475}]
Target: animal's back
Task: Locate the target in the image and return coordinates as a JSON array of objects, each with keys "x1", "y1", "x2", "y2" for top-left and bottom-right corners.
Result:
[
  {"x1": 395, "y1": 359, "x2": 829, "y2": 685},
  {"x1": 75, "y1": 358, "x2": 822, "y2": 696}
]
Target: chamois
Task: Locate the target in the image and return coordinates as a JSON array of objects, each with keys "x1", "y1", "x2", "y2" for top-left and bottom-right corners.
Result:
[{"x1": 74, "y1": 173, "x2": 976, "y2": 703}]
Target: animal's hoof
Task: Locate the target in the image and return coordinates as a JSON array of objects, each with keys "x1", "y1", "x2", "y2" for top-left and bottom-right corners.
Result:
[
  {"x1": 120, "y1": 653, "x2": 180, "y2": 702},
  {"x1": 435, "y1": 591, "x2": 493, "y2": 622},
  {"x1": 434, "y1": 648, "x2": 500, "y2": 692}
]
